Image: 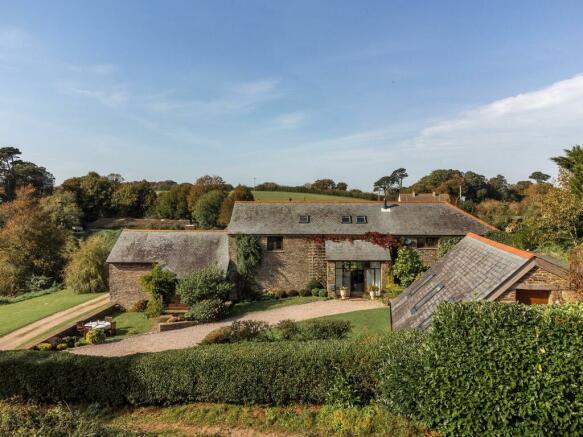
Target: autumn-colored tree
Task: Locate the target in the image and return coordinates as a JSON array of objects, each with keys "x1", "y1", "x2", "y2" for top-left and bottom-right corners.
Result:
[
  {"x1": 218, "y1": 185, "x2": 254, "y2": 227},
  {"x1": 0, "y1": 188, "x2": 69, "y2": 295},
  {"x1": 312, "y1": 178, "x2": 336, "y2": 190}
]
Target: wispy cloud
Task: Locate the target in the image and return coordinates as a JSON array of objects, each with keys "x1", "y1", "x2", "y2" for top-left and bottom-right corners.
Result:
[
  {"x1": 58, "y1": 81, "x2": 128, "y2": 107},
  {"x1": 0, "y1": 27, "x2": 33, "y2": 50},
  {"x1": 273, "y1": 112, "x2": 307, "y2": 129},
  {"x1": 145, "y1": 79, "x2": 281, "y2": 115},
  {"x1": 70, "y1": 64, "x2": 118, "y2": 75}
]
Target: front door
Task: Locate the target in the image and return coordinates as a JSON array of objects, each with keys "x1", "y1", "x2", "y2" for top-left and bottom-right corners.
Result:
[
  {"x1": 351, "y1": 269, "x2": 365, "y2": 295},
  {"x1": 516, "y1": 289, "x2": 550, "y2": 305}
]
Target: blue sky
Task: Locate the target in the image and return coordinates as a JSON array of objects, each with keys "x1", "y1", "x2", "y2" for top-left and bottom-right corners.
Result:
[{"x1": 1, "y1": 1, "x2": 583, "y2": 189}]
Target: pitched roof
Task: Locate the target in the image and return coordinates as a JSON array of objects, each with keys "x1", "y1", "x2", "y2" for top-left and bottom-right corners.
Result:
[
  {"x1": 227, "y1": 201, "x2": 495, "y2": 236},
  {"x1": 106, "y1": 230, "x2": 229, "y2": 277},
  {"x1": 390, "y1": 233, "x2": 535, "y2": 330},
  {"x1": 325, "y1": 240, "x2": 391, "y2": 261}
]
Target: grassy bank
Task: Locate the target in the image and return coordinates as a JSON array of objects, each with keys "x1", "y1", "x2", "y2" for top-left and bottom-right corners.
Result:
[
  {"x1": 0, "y1": 289, "x2": 105, "y2": 337},
  {"x1": 308, "y1": 307, "x2": 391, "y2": 338}
]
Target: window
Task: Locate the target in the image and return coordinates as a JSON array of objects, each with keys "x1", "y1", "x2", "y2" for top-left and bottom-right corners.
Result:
[
  {"x1": 356, "y1": 215, "x2": 368, "y2": 224},
  {"x1": 341, "y1": 215, "x2": 352, "y2": 224},
  {"x1": 299, "y1": 215, "x2": 310, "y2": 224},
  {"x1": 266, "y1": 236, "x2": 283, "y2": 251}
]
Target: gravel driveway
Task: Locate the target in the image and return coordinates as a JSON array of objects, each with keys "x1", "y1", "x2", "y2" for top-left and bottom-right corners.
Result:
[{"x1": 72, "y1": 299, "x2": 385, "y2": 357}]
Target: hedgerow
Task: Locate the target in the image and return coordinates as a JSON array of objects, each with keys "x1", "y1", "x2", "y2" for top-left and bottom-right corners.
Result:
[
  {"x1": 379, "y1": 302, "x2": 583, "y2": 436},
  {"x1": 0, "y1": 338, "x2": 383, "y2": 407}
]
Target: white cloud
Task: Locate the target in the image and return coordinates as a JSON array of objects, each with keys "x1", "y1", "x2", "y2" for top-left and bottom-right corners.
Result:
[
  {"x1": 273, "y1": 112, "x2": 307, "y2": 129},
  {"x1": 0, "y1": 28, "x2": 33, "y2": 50}
]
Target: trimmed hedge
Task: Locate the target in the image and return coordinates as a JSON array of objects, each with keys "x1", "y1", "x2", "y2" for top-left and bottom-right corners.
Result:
[
  {"x1": 0, "y1": 338, "x2": 383, "y2": 406},
  {"x1": 380, "y1": 302, "x2": 583, "y2": 435}
]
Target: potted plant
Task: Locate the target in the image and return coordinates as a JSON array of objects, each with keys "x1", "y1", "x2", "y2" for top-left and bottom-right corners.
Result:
[
  {"x1": 368, "y1": 285, "x2": 379, "y2": 300},
  {"x1": 339, "y1": 286, "x2": 348, "y2": 300}
]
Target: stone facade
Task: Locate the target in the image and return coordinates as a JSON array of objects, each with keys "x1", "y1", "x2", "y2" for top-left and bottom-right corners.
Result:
[
  {"x1": 496, "y1": 266, "x2": 580, "y2": 304},
  {"x1": 229, "y1": 235, "x2": 326, "y2": 292},
  {"x1": 109, "y1": 263, "x2": 151, "y2": 308},
  {"x1": 415, "y1": 248, "x2": 438, "y2": 266}
]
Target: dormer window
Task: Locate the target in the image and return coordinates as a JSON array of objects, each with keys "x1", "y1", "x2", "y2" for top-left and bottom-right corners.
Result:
[
  {"x1": 299, "y1": 215, "x2": 310, "y2": 224},
  {"x1": 341, "y1": 215, "x2": 352, "y2": 224},
  {"x1": 356, "y1": 215, "x2": 367, "y2": 224}
]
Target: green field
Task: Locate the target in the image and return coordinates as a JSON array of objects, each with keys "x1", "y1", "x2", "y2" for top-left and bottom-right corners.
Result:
[
  {"x1": 252, "y1": 190, "x2": 372, "y2": 202},
  {"x1": 0, "y1": 289, "x2": 105, "y2": 337},
  {"x1": 106, "y1": 311, "x2": 154, "y2": 341},
  {"x1": 309, "y1": 307, "x2": 391, "y2": 337}
]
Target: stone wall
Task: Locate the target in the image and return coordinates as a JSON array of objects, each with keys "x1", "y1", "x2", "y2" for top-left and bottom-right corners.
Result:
[
  {"x1": 415, "y1": 248, "x2": 438, "y2": 266},
  {"x1": 229, "y1": 235, "x2": 326, "y2": 292},
  {"x1": 496, "y1": 266, "x2": 581, "y2": 304},
  {"x1": 108, "y1": 263, "x2": 151, "y2": 308}
]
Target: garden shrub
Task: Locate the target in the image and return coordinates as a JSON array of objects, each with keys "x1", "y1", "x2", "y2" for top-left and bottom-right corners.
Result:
[
  {"x1": 25, "y1": 274, "x2": 53, "y2": 292},
  {"x1": 36, "y1": 343, "x2": 52, "y2": 351},
  {"x1": 131, "y1": 299, "x2": 148, "y2": 312},
  {"x1": 299, "y1": 288, "x2": 311, "y2": 297},
  {"x1": 56, "y1": 343, "x2": 68, "y2": 351},
  {"x1": 85, "y1": 328, "x2": 106, "y2": 345},
  {"x1": 202, "y1": 320, "x2": 269, "y2": 345},
  {"x1": 0, "y1": 337, "x2": 384, "y2": 406},
  {"x1": 234, "y1": 234, "x2": 262, "y2": 280},
  {"x1": 177, "y1": 264, "x2": 233, "y2": 306},
  {"x1": 436, "y1": 236, "x2": 462, "y2": 258},
  {"x1": 140, "y1": 264, "x2": 176, "y2": 304},
  {"x1": 145, "y1": 294, "x2": 163, "y2": 318},
  {"x1": 300, "y1": 320, "x2": 352, "y2": 340},
  {"x1": 318, "y1": 288, "x2": 328, "y2": 298},
  {"x1": 311, "y1": 288, "x2": 320, "y2": 297},
  {"x1": 276, "y1": 319, "x2": 301, "y2": 340},
  {"x1": 285, "y1": 289, "x2": 298, "y2": 297},
  {"x1": 185, "y1": 298, "x2": 228, "y2": 323},
  {"x1": 392, "y1": 247, "x2": 426, "y2": 287},
  {"x1": 305, "y1": 278, "x2": 323, "y2": 291}
]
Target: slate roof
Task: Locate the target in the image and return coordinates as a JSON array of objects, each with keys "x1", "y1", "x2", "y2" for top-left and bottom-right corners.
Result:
[
  {"x1": 390, "y1": 233, "x2": 535, "y2": 330},
  {"x1": 227, "y1": 202, "x2": 495, "y2": 236},
  {"x1": 325, "y1": 240, "x2": 391, "y2": 261},
  {"x1": 106, "y1": 230, "x2": 230, "y2": 277}
]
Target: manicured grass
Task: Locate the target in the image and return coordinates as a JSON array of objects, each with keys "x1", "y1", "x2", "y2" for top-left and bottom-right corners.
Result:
[
  {"x1": 309, "y1": 307, "x2": 391, "y2": 338},
  {"x1": 0, "y1": 289, "x2": 106, "y2": 337},
  {"x1": 231, "y1": 296, "x2": 323, "y2": 317},
  {"x1": 106, "y1": 310, "x2": 154, "y2": 341},
  {"x1": 107, "y1": 402, "x2": 428, "y2": 436},
  {"x1": 252, "y1": 190, "x2": 372, "y2": 202}
]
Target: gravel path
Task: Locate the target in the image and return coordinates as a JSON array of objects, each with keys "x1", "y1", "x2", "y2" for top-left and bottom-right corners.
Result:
[
  {"x1": 0, "y1": 294, "x2": 110, "y2": 351},
  {"x1": 72, "y1": 299, "x2": 385, "y2": 357}
]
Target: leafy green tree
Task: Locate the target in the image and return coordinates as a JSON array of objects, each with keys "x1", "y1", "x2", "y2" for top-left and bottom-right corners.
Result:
[
  {"x1": 488, "y1": 175, "x2": 509, "y2": 200},
  {"x1": 64, "y1": 233, "x2": 115, "y2": 294},
  {"x1": 529, "y1": 171, "x2": 551, "y2": 184},
  {"x1": 0, "y1": 147, "x2": 54, "y2": 201},
  {"x1": 177, "y1": 264, "x2": 233, "y2": 307},
  {"x1": 463, "y1": 171, "x2": 488, "y2": 202},
  {"x1": 336, "y1": 182, "x2": 348, "y2": 191},
  {"x1": 140, "y1": 264, "x2": 177, "y2": 304},
  {"x1": 155, "y1": 183, "x2": 191, "y2": 219},
  {"x1": 218, "y1": 185, "x2": 254, "y2": 226},
  {"x1": 437, "y1": 237, "x2": 462, "y2": 258},
  {"x1": 374, "y1": 168, "x2": 408, "y2": 204},
  {"x1": 393, "y1": 247, "x2": 426, "y2": 287},
  {"x1": 61, "y1": 172, "x2": 118, "y2": 222},
  {"x1": 193, "y1": 190, "x2": 227, "y2": 229},
  {"x1": 112, "y1": 181, "x2": 156, "y2": 217},
  {"x1": 551, "y1": 145, "x2": 583, "y2": 197},
  {"x1": 187, "y1": 175, "x2": 230, "y2": 211},
  {"x1": 40, "y1": 190, "x2": 82, "y2": 229},
  {"x1": 410, "y1": 169, "x2": 463, "y2": 193}
]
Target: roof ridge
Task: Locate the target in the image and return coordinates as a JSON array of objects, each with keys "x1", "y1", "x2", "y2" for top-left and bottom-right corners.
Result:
[
  {"x1": 233, "y1": 200, "x2": 453, "y2": 205},
  {"x1": 122, "y1": 229, "x2": 227, "y2": 233},
  {"x1": 466, "y1": 232, "x2": 534, "y2": 259}
]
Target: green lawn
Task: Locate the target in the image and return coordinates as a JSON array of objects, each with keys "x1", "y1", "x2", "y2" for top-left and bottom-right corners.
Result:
[
  {"x1": 106, "y1": 310, "x2": 154, "y2": 341},
  {"x1": 309, "y1": 307, "x2": 391, "y2": 337},
  {"x1": 252, "y1": 190, "x2": 372, "y2": 202},
  {"x1": 0, "y1": 289, "x2": 106, "y2": 337},
  {"x1": 231, "y1": 296, "x2": 323, "y2": 317}
]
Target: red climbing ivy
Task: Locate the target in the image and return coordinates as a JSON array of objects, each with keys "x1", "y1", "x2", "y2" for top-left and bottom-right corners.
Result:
[{"x1": 308, "y1": 232, "x2": 400, "y2": 250}]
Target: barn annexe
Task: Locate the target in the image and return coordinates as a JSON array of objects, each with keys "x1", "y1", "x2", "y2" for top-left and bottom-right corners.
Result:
[{"x1": 390, "y1": 233, "x2": 581, "y2": 330}]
